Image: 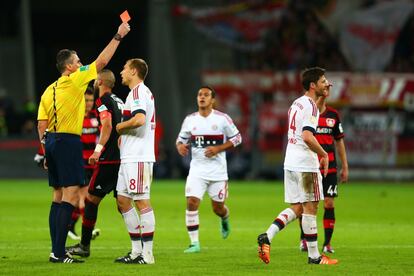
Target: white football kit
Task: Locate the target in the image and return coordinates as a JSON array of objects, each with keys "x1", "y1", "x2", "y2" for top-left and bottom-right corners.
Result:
[
  {"x1": 177, "y1": 110, "x2": 242, "y2": 201},
  {"x1": 117, "y1": 82, "x2": 155, "y2": 200},
  {"x1": 284, "y1": 95, "x2": 323, "y2": 203}
]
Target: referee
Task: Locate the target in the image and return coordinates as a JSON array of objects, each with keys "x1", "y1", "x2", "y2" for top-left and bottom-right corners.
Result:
[{"x1": 37, "y1": 21, "x2": 130, "y2": 263}]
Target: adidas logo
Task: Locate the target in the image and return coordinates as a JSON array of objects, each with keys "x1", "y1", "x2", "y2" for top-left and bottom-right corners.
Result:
[{"x1": 96, "y1": 185, "x2": 102, "y2": 190}]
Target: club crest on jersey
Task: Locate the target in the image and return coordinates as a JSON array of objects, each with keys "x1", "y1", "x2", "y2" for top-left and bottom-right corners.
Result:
[
  {"x1": 212, "y1": 124, "x2": 218, "y2": 130},
  {"x1": 326, "y1": 118, "x2": 335, "y2": 127}
]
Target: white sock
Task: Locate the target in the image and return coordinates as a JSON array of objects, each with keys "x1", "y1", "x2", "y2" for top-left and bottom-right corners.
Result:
[
  {"x1": 140, "y1": 207, "x2": 155, "y2": 257},
  {"x1": 186, "y1": 210, "x2": 199, "y2": 244},
  {"x1": 302, "y1": 213, "x2": 320, "y2": 259},
  {"x1": 121, "y1": 208, "x2": 142, "y2": 257},
  {"x1": 266, "y1": 208, "x2": 296, "y2": 241}
]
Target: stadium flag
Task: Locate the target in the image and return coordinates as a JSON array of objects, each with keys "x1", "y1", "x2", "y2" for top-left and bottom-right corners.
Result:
[
  {"x1": 172, "y1": 1, "x2": 286, "y2": 52},
  {"x1": 339, "y1": 0, "x2": 414, "y2": 71}
]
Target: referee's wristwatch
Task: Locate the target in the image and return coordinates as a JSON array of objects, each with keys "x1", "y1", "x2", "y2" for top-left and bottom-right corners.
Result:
[{"x1": 113, "y1": 33, "x2": 122, "y2": 41}]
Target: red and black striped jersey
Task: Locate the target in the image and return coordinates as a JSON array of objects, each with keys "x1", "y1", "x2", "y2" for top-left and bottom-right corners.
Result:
[
  {"x1": 315, "y1": 106, "x2": 344, "y2": 175},
  {"x1": 81, "y1": 110, "x2": 99, "y2": 169}
]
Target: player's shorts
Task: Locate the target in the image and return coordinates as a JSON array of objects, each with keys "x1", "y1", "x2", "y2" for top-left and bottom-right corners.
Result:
[
  {"x1": 284, "y1": 170, "x2": 324, "y2": 204},
  {"x1": 117, "y1": 162, "x2": 153, "y2": 201},
  {"x1": 45, "y1": 133, "x2": 84, "y2": 187},
  {"x1": 185, "y1": 175, "x2": 228, "y2": 202},
  {"x1": 322, "y1": 173, "x2": 338, "y2": 198},
  {"x1": 89, "y1": 162, "x2": 121, "y2": 198},
  {"x1": 84, "y1": 168, "x2": 94, "y2": 187}
]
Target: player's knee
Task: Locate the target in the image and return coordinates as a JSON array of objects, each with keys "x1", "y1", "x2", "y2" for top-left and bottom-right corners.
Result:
[
  {"x1": 186, "y1": 197, "x2": 200, "y2": 211},
  {"x1": 212, "y1": 203, "x2": 225, "y2": 216},
  {"x1": 324, "y1": 198, "x2": 334, "y2": 208},
  {"x1": 86, "y1": 193, "x2": 102, "y2": 206},
  {"x1": 290, "y1": 204, "x2": 303, "y2": 217},
  {"x1": 116, "y1": 196, "x2": 131, "y2": 213}
]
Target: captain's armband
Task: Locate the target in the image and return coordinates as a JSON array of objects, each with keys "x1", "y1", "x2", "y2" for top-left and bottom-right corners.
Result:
[
  {"x1": 229, "y1": 133, "x2": 242, "y2": 147},
  {"x1": 176, "y1": 136, "x2": 189, "y2": 145}
]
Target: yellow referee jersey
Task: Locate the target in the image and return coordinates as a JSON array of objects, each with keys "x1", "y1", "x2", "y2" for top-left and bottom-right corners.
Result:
[{"x1": 37, "y1": 62, "x2": 97, "y2": 136}]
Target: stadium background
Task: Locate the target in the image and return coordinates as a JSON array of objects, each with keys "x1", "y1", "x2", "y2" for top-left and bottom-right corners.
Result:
[{"x1": 0, "y1": 0, "x2": 413, "y2": 181}]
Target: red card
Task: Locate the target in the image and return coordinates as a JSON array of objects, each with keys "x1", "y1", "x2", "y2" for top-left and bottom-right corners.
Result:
[{"x1": 120, "y1": 10, "x2": 131, "y2": 23}]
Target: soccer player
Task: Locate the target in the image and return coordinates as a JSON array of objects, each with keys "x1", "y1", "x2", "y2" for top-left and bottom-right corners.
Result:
[
  {"x1": 37, "y1": 22, "x2": 130, "y2": 263},
  {"x1": 66, "y1": 69, "x2": 124, "y2": 257},
  {"x1": 299, "y1": 82, "x2": 349, "y2": 254},
  {"x1": 114, "y1": 59, "x2": 156, "y2": 264},
  {"x1": 257, "y1": 67, "x2": 338, "y2": 265},
  {"x1": 68, "y1": 88, "x2": 99, "y2": 241},
  {"x1": 176, "y1": 86, "x2": 242, "y2": 253}
]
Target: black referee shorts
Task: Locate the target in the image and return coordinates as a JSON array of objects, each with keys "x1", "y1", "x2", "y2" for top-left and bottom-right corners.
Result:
[{"x1": 45, "y1": 133, "x2": 84, "y2": 187}]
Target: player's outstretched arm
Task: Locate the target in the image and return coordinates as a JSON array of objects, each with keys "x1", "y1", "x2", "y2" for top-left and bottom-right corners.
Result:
[{"x1": 95, "y1": 22, "x2": 131, "y2": 72}]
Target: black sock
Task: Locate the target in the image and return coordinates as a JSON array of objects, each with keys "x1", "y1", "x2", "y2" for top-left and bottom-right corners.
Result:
[
  {"x1": 54, "y1": 201, "x2": 75, "y2": 257},
  {"x1": 68, "y1": 208, "x2": 80, "y2": 233},
  {"x1": 323, "y1": 207, "x2": 335, "y2": 246},
  {"x1": 49, "y1": 202, "x2": 61, "y2": 254},
  {"x1": 81, "y1": 199, "x2": 98, "y2": 247},
  {"x1": 299, "y1": 216, "x2": 305, "y2": 240}
]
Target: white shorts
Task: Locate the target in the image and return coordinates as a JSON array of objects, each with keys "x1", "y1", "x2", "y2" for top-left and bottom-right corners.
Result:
[
  {"x1": 185, "y1": 175, "x2": 228, "y2": 202},
  {"x1": 284, "y1": 170, "x2": 324, "y2": 204},
  {"x1": 117, "y1": 162, "x2": 153, "y2": 201}
]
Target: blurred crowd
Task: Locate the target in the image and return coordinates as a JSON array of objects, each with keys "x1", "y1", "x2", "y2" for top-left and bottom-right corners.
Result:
[
  {"x1": 0, "y1": 89, "x2": 37, "y2": 137},
  {"x1": 236, "y1": 0, "x2": 414, "y2": 72}
]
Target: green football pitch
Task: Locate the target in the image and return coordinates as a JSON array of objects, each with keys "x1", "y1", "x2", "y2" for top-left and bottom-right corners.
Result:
[{"x1": 0, "y1": 179, "x2": 413, "y2": 275}]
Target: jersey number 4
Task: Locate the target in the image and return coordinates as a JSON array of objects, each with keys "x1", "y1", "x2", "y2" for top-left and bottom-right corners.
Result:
[{"x1": 289, "y1": 110, "x2": 297, "y2": 134}]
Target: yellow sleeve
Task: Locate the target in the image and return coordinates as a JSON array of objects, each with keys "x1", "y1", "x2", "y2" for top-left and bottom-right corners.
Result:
[
  {"x1": 37, "y1": 97, "x2": 48, "y2": 120},
  {"x1": 69, "y1": 61, "x2": 97, "y2": 88}
]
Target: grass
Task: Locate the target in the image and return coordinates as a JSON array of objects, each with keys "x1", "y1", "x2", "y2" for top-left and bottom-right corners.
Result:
[{"x1": 0, "y1": 179, "x2": 413, "y2": 275}]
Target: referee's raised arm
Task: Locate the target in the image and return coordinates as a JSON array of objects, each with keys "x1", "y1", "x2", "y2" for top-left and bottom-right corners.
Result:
[{"x1": 95, "y1": 22, "x2": 131, "y2": 72}]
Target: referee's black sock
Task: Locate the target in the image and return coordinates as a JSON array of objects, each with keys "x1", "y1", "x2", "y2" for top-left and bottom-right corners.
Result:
[
  {"x1": 49, "y1": 202, "x2": 61, "y2": 254},
  {"x1": 81, "y1": 199, "x2": 98, "y2": 247},
  {"x1": 54, "y1": 201, "x2": 75, "y2": 257}
]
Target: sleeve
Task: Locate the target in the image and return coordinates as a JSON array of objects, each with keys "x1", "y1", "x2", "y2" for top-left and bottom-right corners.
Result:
[
  {"x1": 69, "y1": 61, "x2": 97, "y2": 89},
  {"x1": 37, "y1": 96, "x2": 48, "y2": 120},
  {"x1": 130, "y1": 88, "x2": 147, "y2": 116},
  {"x1": 223, "y1": 114, "x2": 242, "y2": 147},
  {"x1": 176, "y1": 116, "x2": 191, "y2": 144},
  {"x1": 333, "y1": 112, "x2": 345, "y2": 140},
  {"x1": 96, "y1": 95, "x2": 111, "y2": 114},
  {"x1": 223, "y1": 114, "x2": 239, "y2": 138},
  {"x1": 302, "y1": 103, "x2": 318, "y2": 134}
]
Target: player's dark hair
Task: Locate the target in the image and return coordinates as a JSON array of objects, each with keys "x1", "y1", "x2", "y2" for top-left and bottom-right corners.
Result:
[
  {"x1": 128, "y1": 58, "x2": 148, "y2": 80},
  {"x1": 98, "y1": 69, "x2": 115, "y2": 88},
  {"x1": 200, "y1": 85, "x2": 216, "y2": 98},
  {"x1": 301, "y1": 67, "x2": 326, "y2": 91},
  {"x1": 56, "y1": 49, "x2": 77, "y2": 73}
]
